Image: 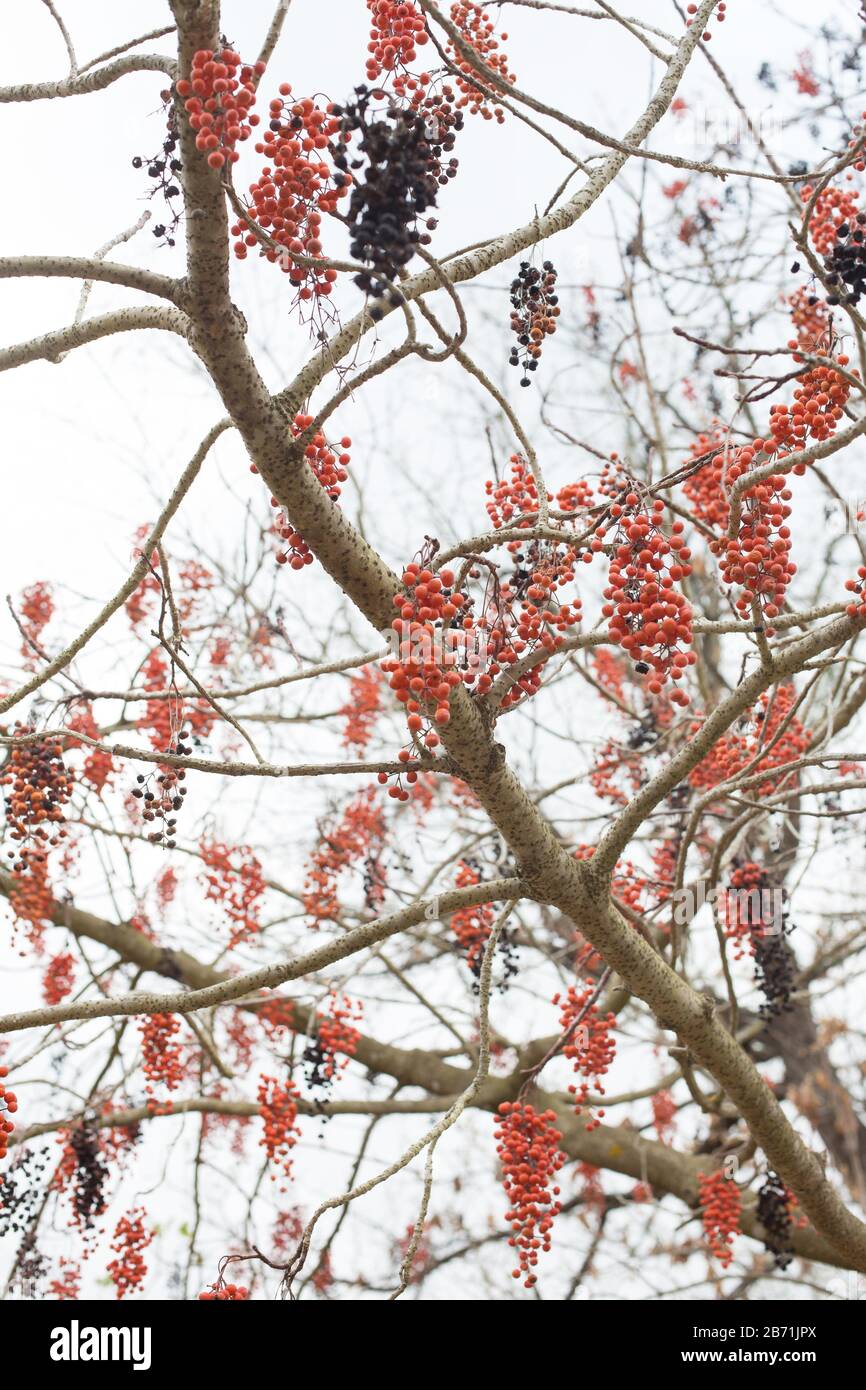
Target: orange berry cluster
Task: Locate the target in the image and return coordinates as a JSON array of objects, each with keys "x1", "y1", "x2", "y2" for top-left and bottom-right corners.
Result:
[
  {"x1": 697, "y1": 1169, "x2": 741, "y2": 1267},
  {"x1": 258, "y1": 1073, "x2": 302, "y2": 1183},
  {"x1": 768, "y1": 355, "x2": 852, "y2": 447},
  {"x1": 177, "y1": 48, "x2": 263, "y2": 171},
  {"x1": 494, "y1": 1102, "x2": 564, "y2": 1288},
  {"x1": 450, "y1": 859, "x2": 496, "y2": 976},
  {"x1": 264, "y1": 418, "x2": 351, "y2": 568},
  {"x1": 599, "y1": 495, "x2": 694, "y2": 703},
  {"x1": 508, "y1": 260, "x2": 559, "y2": 387},
  {"x1": 712, "y1": 460, "x2": 794, "y2": 632},
  {"x1": 683, "y1": 424, "x2": 731, "y2": 531},
  {"x1": 365, "y1": 1, "x2": 428, "y2": 86},
  {"x1": 48, "y1": 1258, "x2": 81, "y2": 1300},
  {"x1": 304, "y1": 990, "x2": 363, "y2": 1093},
  {"x1": 449, "y1": 3, "x2": 515, "y2": 121},
  {"x1": 723, "y1": 860, "x2": 771, "y2": 959},
  {"x1": 42, "y1": 951, "x2": 76, "y2": 1006},
  {"x1": 199, "y1": 1280, "x2": 250, "y2": 1300},
  {"x1": 200, "y1": 839, "x2": 266, "y2": 949},
  {"x1": 18, "y1": 580, "x2": 53, "y2": 669},
  {"x1": 107, "y1": 1207, "x2": 153, "y2": 1299},
  {"x1": 139, "y1": 1013, "x2": 184, "y2": 1107},
  {"x1": 552, "y1": 983, "x2": 616, "y2": 1130},
  {"x1": 340, "y1": 666, "x2": 382, "y2": 752},
  {"x1": 234, "y1": 90, "x2": 349, "y2": 301},
  {"x1": 302, "y1": 786, "x2": 386, "y2": 923},
  {"x1": 0, "y1": 1067, "x2": 17, "y2": 1161}
]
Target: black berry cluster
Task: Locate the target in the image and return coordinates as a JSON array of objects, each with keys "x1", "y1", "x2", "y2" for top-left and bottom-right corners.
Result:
[
  {"x1": 824, "y1": 211, "x2": 866, "y2": 306},
  {"x1": 66, "y1": 1124, "x2": 110, "y2": 1232},
  {"x1": 132, "y1": 103, "x2": 183, "y2": 249},
  {"x1": 130, "y1": 730, "x2": 191, "y2": 849},
  {"x1": 756, "y1": 1169, "x2": 794, "y2": 1269},
  {"x1": 753, "y1": 915, "x2": 796, "y2": 1019},
  {"x1": 508, "y1": 260, "x2": 559, "y2": 386},
  {"x1": 332, "y1": 87, "x2": 441, "y2": 310},
  {"x1": 0, "y1": 1145, "x2": 50, "y2": 1236}
]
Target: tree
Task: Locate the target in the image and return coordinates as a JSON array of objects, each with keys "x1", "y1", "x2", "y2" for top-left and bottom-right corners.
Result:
[{"x1": 1, "y1": 0, "x2": 866, "y2": 1302}]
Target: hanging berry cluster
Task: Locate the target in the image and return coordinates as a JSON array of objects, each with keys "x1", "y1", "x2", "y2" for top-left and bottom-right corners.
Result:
[
  {"x1": 2, "y1": 728, "x2": 72, "y2": 871},
  {"x1": 264, "y1": 418, "x2": 351, "y2": 569},
  {"x1": 48, "y1": 1258, "x2": 81, "y2": 1300},
  {"x1": 844, "y1": 562, "x2": 866, "y2": 619},
  {"x1": 340, "y1": 666, "x2": 382, "y2": 752},
  {"x1": 200, "y1": 839, "x2": 266, "y2": 949},
  {"x1": 689, "y1": 686, "x2": 811, "y2": 795},
  {"x1": 0, "y1": 1145, "x2": 49, "y2": 1231},
  {"x1": 651, "y1": 1089, "x2": 677, "y2": 1143},
  {"x1": 17, "y1": 581, "x2": 53, "y2": 669},
  {"x1": 697, "y1": 1169, "x2": 741, "y2": 1268},
  {"x1": 598, "y1": 494, "x2": 694, "y2": 703},
  {"x1": 384, "y1": 560, "x2": 463, "y2": 754},
  {"x1": 787, "y1": 287, "x2": 830, "y2": 355},
  {"x1": 0, "y1": 1066, "x2": 17, "y2": 1162},
  {"x1": 235, "y1": 89, "x2": 347, "y2": 304},
  {"x1": 131, "y1": 106, "x2": 183, "y2": 247},
  {"x1": 56, "y1": 1124, "x2": 109, "y2": 1234},
  {"x1": 756, "y1": 1170, "x2": 795, "y2": 1269},
  {"x1": 552, "y1": 983, "x2": 617, "y2": 1130},
  {"x1": 365, "y1": 1, "x2": 428, "y2": 88},
  {"x1": 508, "y1": 259, "x2": 559, "y2": 386},
  {"x1": 494, "y1": 1102, "x2": 564, "y2": 1288},
  {"x1": 199, "y1": 1279, "x2": 251, "y2": 1300},
  {"x1": 448, "y1": 3, "x2": 515, "y2": 121},
  {"x1": 42, "y1": 951, "x2": 76, "y2": 1005},
  {"x1": 303, "y1": 990, "x2": 363, "y2": 1095},
  {"x1": 64, "y1": 703, "x2": 115, "y2": 795},
  {"x1": 176, "y1": 48, "x2": 264, "y2": 171},
  {"x1": 334, "y1": 86, "x2": 440, "y2": 304},
  {"x1": 303, "y1": 786, "x2": 386, "y2": 924},
  {"x1": 107, "y1": 1207, "x2": 153, "y2": 1299},
  {"x1": 450, "y1": 860, "x2": 496, "y2": 977},
  {"x1": 139, "y1": 1013, "x2": 184, "y2": 1110},
  {"x1": 803, "y1": 181, "x2": 861, "y2": 258},
  {"x1": 258, "y1": 1074, "x2": 302, "y2": 1184}
]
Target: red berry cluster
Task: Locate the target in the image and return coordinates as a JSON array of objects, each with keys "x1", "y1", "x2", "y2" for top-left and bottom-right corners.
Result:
[
  {"x1": 234, "y1": 92, "x2": 348, "y2": 302},
  {"x1": 508, "y1": 259, "x2": 559, "y2": 387},
  {"x1": 199, "y1": 1280, "x2": 250, "y2": 1300},
  {"x1": 651, "y1": 1089, "x2": 677, "y2": 1143},
  {"x1": 598, "y1": 494, "x2": 694, "y2": 702},
  {"x1": 803, "y1": 181, "x2": 860, "y2": 257},
  {"x1": 155, "y1": 865, "x2": 178, "y2": 911},
  {"x1": 340, "y1": 666, "x2": 382, "y2": 752},
  {"x1": 710, "y1": 457, "x2": 794, "y2": 632},
  {"x1": 365, "y1": 1, "x2": 428, "y2": 86},
  {"x1": 200, "y1": 839, "x2": 266, "y2": 949},
  {"x1": 304, "y1": 990, "x2": 363, "y2": 1092},
  {"x1": 48, "y1": 1258, "x2": 81, "y2": 1300},
  {"x1": 684, "y1": 0, "x2": 726, "y2": 42},
  {"x1": 302, "y1": 786, "x2": 386, "y2": 924},
  {"x1": 787, "y1": 287, "x2": 830, "y2": 355},
  {"x1": 385, "y1": 561, "x2": 463, "y2": 753},
  {"x1": 139, "y1": 1013, "x2": 184, "y2": 1108},
  {"x1": 689, "y1": 686, "x2": 811, "y2": 795},
  {"x1": 265, "y1": 419, "x2": 351, "y2": 568},
  {"x1": 64, "y1": 702, "x2": 115, "y2": 795},
  {"x1": 552, "y1": 983, "x2": 617, "y2": 1129},
  {"x1": 723, "y1": 860, "x2": 771, "y2": 958},
  {"x1": 107, "y1": 1207, "x2": 153, "y2": 1299},
  {"x1": 767, "y1": 355, "x2": 851, "y2": 447},
  {"x1": 18, "y1": 580, "x2": 54, "y2": 669},
  {"x1": 697, "y1": 1169, "x2": 741, "y2": 1267},
  {"x1": 258, "y1": 1073, "x2": 302, "y2": 1183},
  {"x1": 449, "y1": 3, "x2": 515, "y2": 121},
  {"x1": 0, "y1": 1067, "x2": 17, "y2": 1162},
  {"x1": 683, "y1": 424, "x2": 731, "y2": 531},
  {"x1": 42, "y1": 951, "x2": 76, "y2": 1006},
  {"x1": 844, "y1": 563, "x2": 866, "y2": 619},
  {"x1": 450, "y1": 859, "x2": 496, "y2": 976},
  {"x1": 494, "y1": 1102, "x2": 564, "y2": 1288},
  {"x1": 177, "y1": 49, "x2": 264, "y2": 171}
]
